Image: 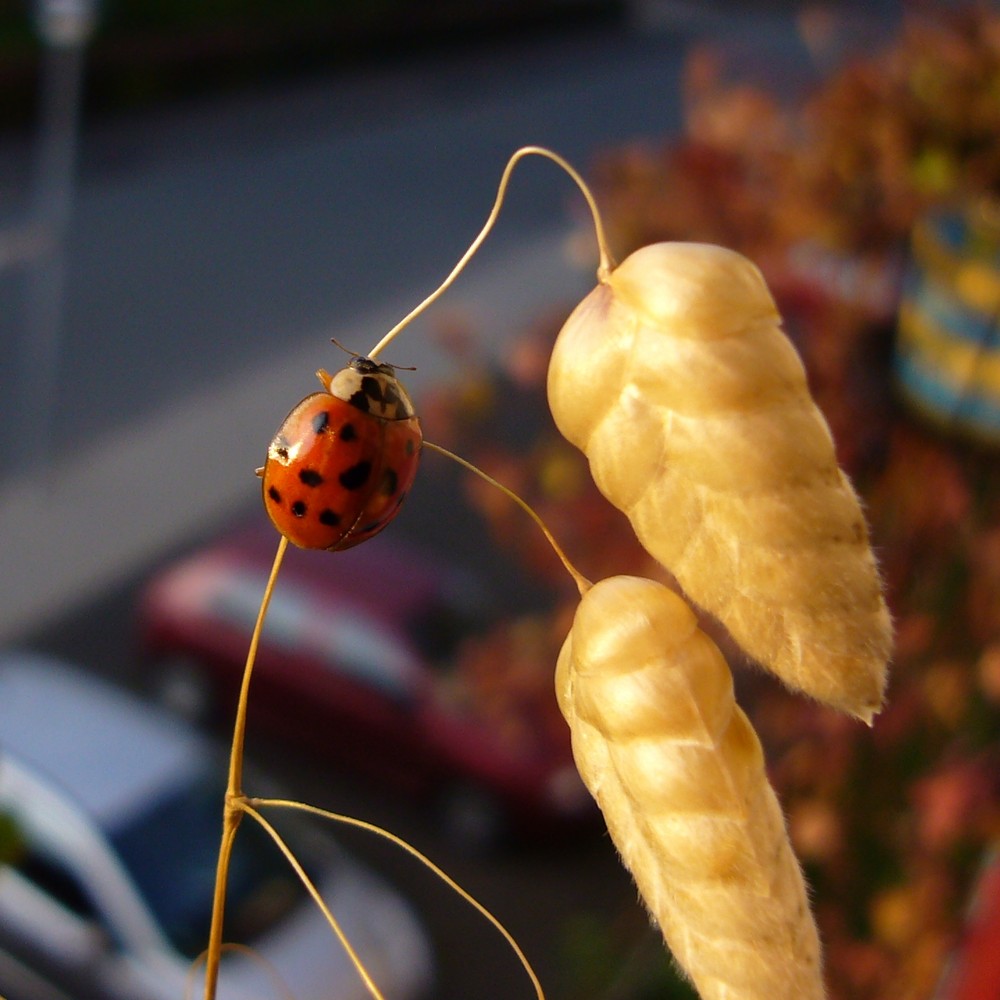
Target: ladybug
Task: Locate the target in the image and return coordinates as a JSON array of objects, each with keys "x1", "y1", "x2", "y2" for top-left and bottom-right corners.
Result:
[{"x1": 260, "y1": 355, "x2": 422, "y2": 550}]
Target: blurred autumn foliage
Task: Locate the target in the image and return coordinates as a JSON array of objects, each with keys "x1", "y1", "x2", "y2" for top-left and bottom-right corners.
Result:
[
  {"x1": 424, "y1": 7, "x2": 1000, "y2": 999},
  {"x1": 597, "y1": 4, "x2": 1000, "y2": 257}
]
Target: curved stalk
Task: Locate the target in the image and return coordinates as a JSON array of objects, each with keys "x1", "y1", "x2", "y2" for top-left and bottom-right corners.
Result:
[
  {"x1": 367, "y1": 145, "x2": 614, "y2": 361},
  {"x1": 202, "y1": 534, "x2": 289, "y2": 1000},
  {"x1": 240, "y1": 801, "x2": 386, "y2": 1000},
  {"x1": 424, "y1": 440, "x2": 591, "y2": 596},
  {"x1": 250, "y1": 796, "x2": 545, "y2": 1000}
]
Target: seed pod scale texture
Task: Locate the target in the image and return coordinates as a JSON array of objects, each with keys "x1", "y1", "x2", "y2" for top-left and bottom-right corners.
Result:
[
  {"x1": 557, "y1": 576, "x2": 825, "y2": 1000},
  {"x1": 547, "y1": 242, "x2": 892, "y2": 721}
]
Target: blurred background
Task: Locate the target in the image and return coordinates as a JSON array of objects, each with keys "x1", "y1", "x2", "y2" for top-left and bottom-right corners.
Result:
[{"x1": 2, "y1": 0, "x2": 1000, "y2": 998}]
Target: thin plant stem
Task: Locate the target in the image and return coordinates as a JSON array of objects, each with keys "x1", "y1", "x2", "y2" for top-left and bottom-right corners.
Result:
[
  {"x1": 240, "y1": 801, "x2": 387, "y2": 1000},
  {"x1": 367, "y1": 145, "x2": 614, "y2": 361},
  {"x1": 424, "y1": 440, "x2": 591, "y2": 597},
  {"x1": 187, "y1": 942, "x2": 295, "y2": 1000},
  {"x1": 251, "y1": 796, "x2": 546, "y2": 1000},
  {"x1": 202, "y1": 534, "x2": 289, "y2": 1000}
]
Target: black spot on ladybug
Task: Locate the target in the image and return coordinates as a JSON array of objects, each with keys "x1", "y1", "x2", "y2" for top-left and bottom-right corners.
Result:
[
  {"x1": 340, "y1": 423, "x2": 358, "y2": 442},
  {"x1": 380, "y1": 468, "x2": 398, "y2": 496},
  {"x1": 299, "y1": 468, "x2": 324, "y2": 487},
  {"x1": 384, "y1": 384, "x2": 401, "y2": 409},
  {"x1": 312, "y1": 411, "x2": 330, "y2": 434},
  {"x1": 268, "y1": 486, "x2": 282, "y2": 504},
  {"x1": 291, "y1": 500, "x2": 307, "y2": 518},
  {"x1": 339, "y1": 461, "x2": 372, "y2": 491},
  {"x1": 318, "y1": 509, "x2": 340, "y2": 527},
  {"x1": 348, "y1": 389, "x2": 371, "y2": 412},
  {"x1": 405, "y1": 438, "x2": 415, "y2": 455},
  {"x1": 361, "y1": 376, "x2": 383, "y2": 403}
]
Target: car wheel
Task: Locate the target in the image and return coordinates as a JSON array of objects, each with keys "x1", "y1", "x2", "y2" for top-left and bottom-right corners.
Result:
[
  {"x1": 152, "y1": 656, "x2": 213, "y2": 724},
  {"x1": 439, "y1": 784, "x2": 507, "y2": 856}
]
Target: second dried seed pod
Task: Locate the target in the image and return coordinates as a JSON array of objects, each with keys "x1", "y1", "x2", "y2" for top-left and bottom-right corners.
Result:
[{"x1": 557, "y1": 575, "x2": 825, "y2": 999}]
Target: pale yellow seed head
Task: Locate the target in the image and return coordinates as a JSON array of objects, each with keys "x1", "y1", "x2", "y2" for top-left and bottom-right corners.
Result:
[
  {"x1": 558, "y1": 575, "x2": 826, "y2": 999},
  {"x1": 548, "y1": 242, "x2": 892, "y2": 720}
]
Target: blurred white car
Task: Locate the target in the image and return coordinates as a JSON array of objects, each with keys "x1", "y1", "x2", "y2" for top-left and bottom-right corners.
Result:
[{"x1": 0, "y1": 652, "x2": 433, "y2": 1000}]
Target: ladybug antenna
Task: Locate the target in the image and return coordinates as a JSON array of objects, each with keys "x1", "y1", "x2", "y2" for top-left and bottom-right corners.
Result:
[{"x1": 329, "y1": 337, "x2": 362, "y2": 358}]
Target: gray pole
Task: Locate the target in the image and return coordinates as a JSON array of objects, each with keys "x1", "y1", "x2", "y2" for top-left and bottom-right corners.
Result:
[{"x1": 16, "y1": 1, "x2": 97, "y2": 476}]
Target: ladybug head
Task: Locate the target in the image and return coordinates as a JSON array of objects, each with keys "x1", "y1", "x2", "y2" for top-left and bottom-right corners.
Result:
[
  {"x1": 349, "y1": 355, "x2": 397, "y2": 377},
  {"x1": 322, "y1": 356, "x2": 417, "y2": 420}
]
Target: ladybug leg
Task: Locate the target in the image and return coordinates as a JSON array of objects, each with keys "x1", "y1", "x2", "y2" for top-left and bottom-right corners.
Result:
[
  {"x1": 316, "y1": 368, "x2": 333, "y2": 391},
  {"x1": 254, "y1": 466, "x2": 264, "y2": 477}
]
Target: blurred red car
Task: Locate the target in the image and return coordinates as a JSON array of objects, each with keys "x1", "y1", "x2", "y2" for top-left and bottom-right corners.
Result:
[{"x1": 136, "y1": 522, "x2": 592, "y2": 849}]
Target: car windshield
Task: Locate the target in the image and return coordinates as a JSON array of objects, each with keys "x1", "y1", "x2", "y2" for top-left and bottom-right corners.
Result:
[
  {"x1": 211, "y1": 574, "x2": 308, "y2": 651},
  {"x1": 109, "y1": 768, "x2": 303, "y2": 958},
  {"x1": 311, "y1": 611, "x2": 419, "y2": 696},
  {"x1": 213, "y1": 570, "x2": 421, "y2": 697}
]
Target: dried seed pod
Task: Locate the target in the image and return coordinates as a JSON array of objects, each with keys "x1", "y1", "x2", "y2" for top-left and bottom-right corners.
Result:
[
  {"x1": 557, "y1": 575, "x2": 824, "y2": 1000},
  {"x1": 548, "y1": 242, "x2": 891, "y2": 721}
]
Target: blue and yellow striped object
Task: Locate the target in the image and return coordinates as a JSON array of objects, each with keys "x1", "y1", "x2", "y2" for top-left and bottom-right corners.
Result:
[{"x1": 895, "y1": 203, "x2": 1000, "y2": 443}]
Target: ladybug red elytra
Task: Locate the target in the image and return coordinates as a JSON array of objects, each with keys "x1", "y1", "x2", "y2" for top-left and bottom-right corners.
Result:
[{"x1": 260, "y1": 356, "x2": 422, "y2": 550}]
